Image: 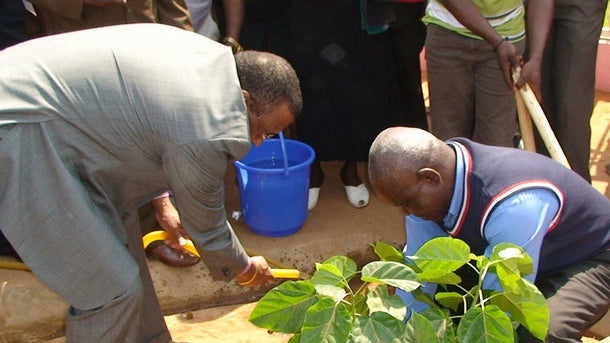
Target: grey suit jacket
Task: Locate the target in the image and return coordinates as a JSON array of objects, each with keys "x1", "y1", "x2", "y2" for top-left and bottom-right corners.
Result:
[{"x1": 0, "y1": 24, "x2": 251, "y2": 309}]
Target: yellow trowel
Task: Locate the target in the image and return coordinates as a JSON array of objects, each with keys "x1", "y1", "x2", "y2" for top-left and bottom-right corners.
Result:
[{"x1": 142, "y1": 230, "x2": 301, "y2": 279}]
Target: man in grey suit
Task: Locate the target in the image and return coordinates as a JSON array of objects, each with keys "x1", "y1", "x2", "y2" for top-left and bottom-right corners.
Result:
[{"x1": 0, "y1": 23, "x2": 302, "y2": 342}]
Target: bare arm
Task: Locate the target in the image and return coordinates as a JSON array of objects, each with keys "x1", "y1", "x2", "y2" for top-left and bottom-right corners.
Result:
[
  {"x1": 439, "y1": 0, "x2": 522, "y2": 89},
  {"x1": 150, "y1": 194, "x2": 188, "y2": 249},
  {"x1": 516, "y1": 0, "x2": 554, "y2": 100},
  {"x1": 221, "y1": 0, "x2": 245, "y2": 53}
]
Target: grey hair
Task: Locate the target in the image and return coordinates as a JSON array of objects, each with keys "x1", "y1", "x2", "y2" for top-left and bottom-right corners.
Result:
[{"x1": 234, "y1": 51, "x2": 302, "y2": 117}]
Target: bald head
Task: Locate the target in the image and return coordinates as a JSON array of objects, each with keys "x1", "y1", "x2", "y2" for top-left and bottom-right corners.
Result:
[
  {"x1": 368, "y1": 127, "x2": 455, "y2": 218},
  {"x1": 369, "y1": 127, "x2": 450, "y2": 182}
]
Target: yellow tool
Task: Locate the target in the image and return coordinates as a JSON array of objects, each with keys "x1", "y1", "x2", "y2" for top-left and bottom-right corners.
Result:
[
  {"x1": 142, "y1": 230, "x2": 301, "y2": 279},
  {"x1": 0, "y1": 256, "x2": 29, "y2": 271}
]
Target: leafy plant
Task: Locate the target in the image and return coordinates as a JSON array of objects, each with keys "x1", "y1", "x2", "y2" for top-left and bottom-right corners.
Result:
[{"x1": 249, "y1": 237, "x2": 549, "y2": 343}]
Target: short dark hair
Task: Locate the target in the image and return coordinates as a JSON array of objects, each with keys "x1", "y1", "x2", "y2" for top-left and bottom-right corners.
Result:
[{"x1": 235, "y1": 51, "x2": 302, "y2": 117}]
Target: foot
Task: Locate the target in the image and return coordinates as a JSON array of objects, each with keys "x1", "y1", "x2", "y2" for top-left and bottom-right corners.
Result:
[
  {"x1": 344, "y1": 184, "x2": 370, "y2": 208},
  {"x1": 308, "y1": 161, "x2": 324, "y2": 210},
  {"x1": 341, "y1": 161, "x2": 369, "y2": 208},
  {"x1": 146, "y1": 241, "x2": 200, "y2": 268}
]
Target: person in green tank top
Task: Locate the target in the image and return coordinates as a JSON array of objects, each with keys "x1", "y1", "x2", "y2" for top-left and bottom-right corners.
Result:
[{"x1": 423, "y1": 0, "x2": 552, "y2": 148}]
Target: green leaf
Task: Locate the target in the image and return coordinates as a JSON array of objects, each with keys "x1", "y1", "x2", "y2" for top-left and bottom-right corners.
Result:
[
  {"x1": 405, "y1": 311, "x2": 439, "y2": 343},
  {"x1": 351, "y1": 311, "x2": 405, "y2": 343},
  {"x1": 249, "y1": 280, "x2": 318, "y2": 333},
  {"x1": 418, "y1": 270, "x2": 463, "y2": 285},
  {"x1": 420, "y1": 308, "x2": 457, "y2": 343},
  {"x1": 373, "y1": 241, "x2": 407, "y2": 264},
  {"x1": 365, "y1": 284, "x2": 407, "y2": 321},
  {"x1": 361, "y1": 261, "x2": 420, "y2": 293},
  {"x1": 312, "y1": 256, "x2": 358, "y2": 288},
  {"x1": 457, "y1": 305, "x2": 514, "y2": 343},
  {"x1": 490, "y1": 279, "x2": 549, "y2": 340},
  {"x1": 408, "y1": 237, "x2": 470, "y2": 276},
  {"x1": 490, "y1": 244, "x2": 534, "y2": 292},
  {"x1": 315, "y1": 284, "x2": 348, "y2": 302},
  {"x1": 288, "y1": 334, "x2": 300, "y2": 343},
  {"x1": 352, "y1": 293, "x2": 370, "y2": 316},
  {"x1": 435, "y1": 291, "x2": 463, "y2": 312},
  {"x1": 300, "y1": 296, "x2": 353, "y2": 343},
  {"x1": 324, "y1": 255, "x2": 359, "y2": 277}
]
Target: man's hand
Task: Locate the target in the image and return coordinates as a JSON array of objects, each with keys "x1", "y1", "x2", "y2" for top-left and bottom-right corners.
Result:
[
  {"x1": 150, "y1": 196, "x2": 188, "y2": 250},
  {"x1": 494, "y1": 40, "x2": 523, "y2": 91},
  {"x1": 514, "y1": 58, "x2": 543, "y2": 102},
  {"x1": 236, "y1": 256, "x2": 276, "y2": 287}
]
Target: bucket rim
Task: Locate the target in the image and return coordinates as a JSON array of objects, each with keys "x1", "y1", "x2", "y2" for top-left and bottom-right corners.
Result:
[{"x1": 234, "y1": 138, "x2": 315, "y2": 173}]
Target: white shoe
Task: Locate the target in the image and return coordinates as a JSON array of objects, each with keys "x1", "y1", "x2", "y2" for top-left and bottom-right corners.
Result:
[
  {"x1": 344, "y1": 184, "x2": 369, "y2": 208},
  {"x1": 308, "y1": 187, "x2": 320, "y2": 210}
]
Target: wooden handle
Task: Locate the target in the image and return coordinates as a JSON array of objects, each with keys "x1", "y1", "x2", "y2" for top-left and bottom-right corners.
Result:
[
  {"x1": 515, "y1": 90, "x2": 536, "y2": 152},
  {"x1": 512, "y1": 72, "x2": 571, "y2": 169}
]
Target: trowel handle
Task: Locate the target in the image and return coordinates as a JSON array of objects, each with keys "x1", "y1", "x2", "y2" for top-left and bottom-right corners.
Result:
[{"x1": 270, "y1": 268, "x2": 300, "y2": 279}]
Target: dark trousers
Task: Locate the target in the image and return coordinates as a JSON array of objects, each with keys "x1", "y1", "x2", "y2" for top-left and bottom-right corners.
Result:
[
  {"x1": 537, "y1": 0, "x2": 610, "y2": 183},
  {"x1": 0, "y1": 0, "x2": 27, "y2": 50},
  {"x1": 386, "y1": 2, "x2": 428, "y2": 130},
  {"x1": 519, "y1": 251, "x2": 610, "y2": 342}
]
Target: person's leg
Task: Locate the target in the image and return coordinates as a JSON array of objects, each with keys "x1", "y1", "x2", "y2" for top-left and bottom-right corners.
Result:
[
  {"x1": 519, "y1": 251, "x2": 610, "y2": 342},
  {"x1": 0, "y1": 0, "x2": 27, "y2": 49},
  {"x1": 65, "y1": 211, "x2": 171, "y2": 342},
  {"x1": 387, "y1": 2, "x2": 428, "y2": 130},
  {"x1": 540, "y1": 0, "x2": 608, "y2": 182},
  {"x1": 341, "y1": 160, "x2": 369, "y2": 208},
  {"x1": 472, "y1": 39, "x2": 524, "y2": 147},
  {"x1": 307, "y1": 159, "x2": 324, "y2": 210},
  {"x1": 184, "y1": 0, "x2": 213, "y2": 34},
  {"x1": 65, "y1": 273, "x2": 144, "y2": 342},
  {"x1": 0, "y1": 118, "x2": 173, "y2": 342},
  {"x1": 154, "y1": 0, "x2": 193, "y2": 30},
  {"x1": 124, "y1": 212, "x2": 173, "y2": 343},
  {"x1": 426, "y1": 24, "x2": 476, "y2": 141}
]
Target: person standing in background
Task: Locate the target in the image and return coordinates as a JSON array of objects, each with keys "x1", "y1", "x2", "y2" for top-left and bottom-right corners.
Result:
[
  {"x1": 0, "y1": 0, "x2": 28, "y2": 49},
  {"x1": 423, "y1": 0, "x2": 553, "y2": 148},
  {"x1": 538, "y1": 0, "x2": 610, "y2": 183},
  {"x1": 185, "y1": 0, "x2": 245, "y2": 54},
  {"x1": 291, "y1": 0, "x2": 411, "y2": 210},
  {"x1": 30, "y1": 0, "x2": 192, "y2": 36},
  {"x1": 385, "y1": 0, "x2": 429, "y2": 131},
  {"x1": 238, "y1": 0, "x2": 291, "y2": 57}
]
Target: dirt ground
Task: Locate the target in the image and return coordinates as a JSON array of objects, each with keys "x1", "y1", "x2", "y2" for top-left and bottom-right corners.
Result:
[
  {"x1": 163, "y1": 88, "x2": 610, "y2": 343},
  {"x1": 45, "y1": 86, "x2": 610, "y2": 342}
]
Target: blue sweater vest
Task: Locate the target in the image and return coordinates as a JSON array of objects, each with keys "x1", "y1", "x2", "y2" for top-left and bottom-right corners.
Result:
[{"x1": 447, "y1": 138, "x2": 610, "y2": 277}]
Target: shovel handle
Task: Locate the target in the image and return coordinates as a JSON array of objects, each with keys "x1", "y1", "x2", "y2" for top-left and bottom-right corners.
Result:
[
  {"x1": 142, "y1": 231, "x2": 300, "y2": 279},
  {"x1": 511, "y1": 71, "x2": 571, "y2": 168}
]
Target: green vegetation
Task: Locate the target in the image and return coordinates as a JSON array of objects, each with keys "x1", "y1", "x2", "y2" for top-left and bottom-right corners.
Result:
[{"x1": 249, "y1": 237, "x2": 549, "y2": 343}]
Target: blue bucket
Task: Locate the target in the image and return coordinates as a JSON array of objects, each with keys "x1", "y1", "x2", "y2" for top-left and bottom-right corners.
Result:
[{"x1": 234, "y1": 138, "x2": 315, "y2": 237}]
